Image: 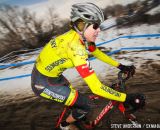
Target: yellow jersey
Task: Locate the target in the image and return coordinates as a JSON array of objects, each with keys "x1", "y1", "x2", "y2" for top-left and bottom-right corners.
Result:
[{"x1": 36, "y1": 29, "x2": 126, "y2": 102}]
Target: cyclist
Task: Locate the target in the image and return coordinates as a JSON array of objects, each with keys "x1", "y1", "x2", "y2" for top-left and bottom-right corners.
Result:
[{"x1": 31, "y1": 3, "x2": 145, "y2": 130}]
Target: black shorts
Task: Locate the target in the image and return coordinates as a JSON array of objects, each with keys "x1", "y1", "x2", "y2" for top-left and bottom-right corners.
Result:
[
  {"x1": 31, "y1": 66, "x2": 92, "y2": 120},
  {"x1": 31, "y1": 66, "x2": 71, "y2": 104}
]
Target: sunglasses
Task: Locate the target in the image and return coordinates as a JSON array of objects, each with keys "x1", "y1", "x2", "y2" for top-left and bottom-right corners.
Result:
[
  {"x1": 76, "y1": 21, "x2": 100, "y2": 31},
  {"x1": 93, "y1": 23, "x2": 100, "y2": 30},
  {"x1": 85, "y1": 23, "x2": 100, "y2": 30}
]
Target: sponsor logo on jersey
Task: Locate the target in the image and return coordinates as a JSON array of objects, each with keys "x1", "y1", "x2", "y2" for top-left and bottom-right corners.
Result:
[
  {"x1": 72, "y1": 45, "x2": 87, "y2": 56},
  {"x1": 76, "y1": 59, "x2": 94, "y2": 78},
  {"x1": 50, "y1": 39, "x2": 57, "y2": 48},
  {"x1": 43, "y1": 88, "x2": 65, "y2": 101},
  {"x1": 86, "y1": 59, "x2": 93, "y2": 72},
  {"x1": 45, "y1": 58, "x2": 67, "y2": 72},
  {"x1": 100, "y1": 85, "x2": 121, "y2": 97}
]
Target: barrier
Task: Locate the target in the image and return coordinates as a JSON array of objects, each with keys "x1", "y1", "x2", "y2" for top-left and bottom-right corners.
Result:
[
  {"x1": 0, "y1": 74, "x2": 31, "y2": 81},
  {"x1": 1, "y1": 46, "x2": 160, "y2": 81},
  {"x1": 0, "y1": 47, "x2": 41, "y2": 63},
  {"x1": 97, "y1": 33, "x2": 160, "y2": 46},
  {"x1": 90, "y1": 46, "x2": 160, "y2": 61},
  {"x1": 0, "y1": 60, "x2": 35, "y2": 69},
  {"x1": 1, "y1": 33, "x2": 160, "y2": 69},
  {"x1": 0, "y1": 33, "x2": 160, "y2": 81}
]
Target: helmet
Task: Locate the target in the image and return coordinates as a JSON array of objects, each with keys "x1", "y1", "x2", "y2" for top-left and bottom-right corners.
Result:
[{"x1": 71, "y1": 3, "x2": 104, "y2": 25}]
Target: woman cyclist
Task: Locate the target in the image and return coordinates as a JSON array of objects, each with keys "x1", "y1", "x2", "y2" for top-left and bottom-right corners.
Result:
[{"x1": 31, "y1": 3, "x2": 145, "y2": 130}]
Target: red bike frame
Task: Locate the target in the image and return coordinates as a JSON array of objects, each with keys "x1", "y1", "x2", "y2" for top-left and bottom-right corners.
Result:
[
  {"x1": 55, "y1": 72, "x2": 137, "y2": 129},
  {"x1": 55, "y1": 98, "x2": 129, "y2": 129},
  {"x1": 85, "y1": 96, "x2": 126, "y2": 129},
  {"x1": 55, "y1": 107, "x2": 68, "y2": 128},
  {"x1": 93, "y1": 100, "x2": 117, "y2": 126}
]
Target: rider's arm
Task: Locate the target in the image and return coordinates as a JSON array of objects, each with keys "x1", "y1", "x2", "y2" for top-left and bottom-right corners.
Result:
[
  {"x1": 69, "y1": 44, "x2": 126, "y2": 102},
  {"x1": 88, "y1": 43, "x2": 120, "y2": 67},
  {"x1": 76, "y1": 64, "x2": 126, "y2": 102}
]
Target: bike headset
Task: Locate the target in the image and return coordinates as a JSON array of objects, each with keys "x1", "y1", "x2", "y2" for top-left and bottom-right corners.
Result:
[{"x1": 70, "y1": 2, "x2": 104, "y2": 50}]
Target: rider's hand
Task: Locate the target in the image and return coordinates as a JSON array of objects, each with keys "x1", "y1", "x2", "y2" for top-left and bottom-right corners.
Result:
[
  {"x1": 118, "y1": 64, "x2": 136, "y2": 77},
  {"x1": 124, "y1": 93, "x2": 146, "y2": 112}
]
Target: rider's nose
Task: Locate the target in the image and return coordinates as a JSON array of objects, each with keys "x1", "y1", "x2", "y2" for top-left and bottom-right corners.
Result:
[{"x1": 96, "y1": 28, "x2": 101, "y2": 33}]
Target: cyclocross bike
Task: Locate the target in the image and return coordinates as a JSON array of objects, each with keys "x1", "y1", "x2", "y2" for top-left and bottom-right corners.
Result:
[{"x1": 55, "y1": 71, "x2": 141, "y2": 130}]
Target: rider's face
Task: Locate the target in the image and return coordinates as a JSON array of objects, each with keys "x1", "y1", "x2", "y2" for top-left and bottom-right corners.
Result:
[{"x1": 84, "y1": 23, "x2": 100, "y2": 42}]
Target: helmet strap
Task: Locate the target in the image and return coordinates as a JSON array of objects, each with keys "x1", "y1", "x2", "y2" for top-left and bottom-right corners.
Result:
[{"x1": 73, "y1": 23, "x2": 90, "y2": 50}]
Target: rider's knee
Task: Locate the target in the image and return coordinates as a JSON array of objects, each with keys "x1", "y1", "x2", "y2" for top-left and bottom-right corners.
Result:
[
  {"x1": 71, "y1": 93, "x2": 92, "y2": 120},
  {"x1": 71, "y1": 107, "x2": 90, "y2": 120}
]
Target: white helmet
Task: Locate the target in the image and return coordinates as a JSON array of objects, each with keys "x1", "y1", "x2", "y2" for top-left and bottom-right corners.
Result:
[{"x1": 71, "y1": 3, "x2": 104, "y2": 25}]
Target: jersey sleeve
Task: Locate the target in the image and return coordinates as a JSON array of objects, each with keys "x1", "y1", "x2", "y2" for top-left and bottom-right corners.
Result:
[
  {"x1": 91, "y1": 47, "x2": 120, "y2": 67},
  {"x1": 69, "y1": 44, "x2": 126, "y2": 102}
]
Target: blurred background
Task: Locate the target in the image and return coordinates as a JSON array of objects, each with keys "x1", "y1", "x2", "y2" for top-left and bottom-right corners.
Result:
[
  {"x1": 0, "y1": 0, "x2": 159, "y2": 58},
  {"x1": 0, "y1": 1, "x2": 160, "y2": 130}
]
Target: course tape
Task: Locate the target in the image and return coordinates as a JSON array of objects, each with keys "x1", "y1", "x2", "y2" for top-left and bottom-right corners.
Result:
[
  {"x1": 89, "y1": 46, "x2": 160, "y2": 61},
  {"x1": 1, "y1": 33, "x2": 160, "y2": 69},
  {"x1": 0, "y1": 46, "x2": 160, "y2": 82},
  {"x1": 0, "y1": 60, "x2": 35, "y2": 69},
  {"x1": 97, "y1": 33, "x2": 160, "y2": 46},
  {"x1": 0, "y1": 33, "x2": 160, "y2": 69},
  {"x1": 0, "y1": 74, "x2": 31, "y2": 81}
]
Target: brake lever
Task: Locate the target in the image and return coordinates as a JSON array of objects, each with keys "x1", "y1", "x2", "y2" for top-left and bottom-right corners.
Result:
[
  {"x1": 118, "y1": 71, "x2": 130, "y2": 81},
  {"x1": 118, "y1": 71, "x2": 129, "y2": 92},
  {"x1": 110, "y1": 71, "x2": 129, "y2": 91}
]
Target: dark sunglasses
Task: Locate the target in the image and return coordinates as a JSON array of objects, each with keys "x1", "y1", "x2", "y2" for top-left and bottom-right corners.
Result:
[
  {"x1": 93, "y1": 23, "x2": 100, "y2": 30},
  {"x1": 85, "y1": 22, "x2": 100, "y2": 30}
]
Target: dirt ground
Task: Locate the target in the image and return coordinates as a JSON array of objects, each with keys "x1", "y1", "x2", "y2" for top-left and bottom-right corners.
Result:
[{"x1": 0, "y1": 59, "x2": 160, "y2": 130}]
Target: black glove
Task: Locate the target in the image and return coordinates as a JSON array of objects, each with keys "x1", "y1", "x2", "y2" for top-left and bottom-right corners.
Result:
[
  {"x1": 118, "y1": 64, "x2": 136, "y2": 78},
  {"x1": 124, "y1": 93, "x2": 146, "y2": 113}
]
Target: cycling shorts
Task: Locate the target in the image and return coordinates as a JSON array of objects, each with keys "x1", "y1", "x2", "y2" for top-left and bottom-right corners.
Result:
[{"x1": 31, "y1": 66, "x2": 92, "y2": 120}]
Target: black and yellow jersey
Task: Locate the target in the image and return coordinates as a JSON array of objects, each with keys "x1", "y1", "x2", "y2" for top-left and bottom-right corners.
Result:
[{"x1": 36, "y1": 29, "x2": 126, "y2": 102}]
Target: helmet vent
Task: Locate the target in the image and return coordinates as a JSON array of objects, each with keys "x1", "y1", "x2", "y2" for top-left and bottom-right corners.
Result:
[
  {"x1": 78, "y1": 9, "x2": 83, "y2": 12},
  {"x1": 84, "y1": 14, "x2": 91, "y2": 19},
  {"x1": 71, "y1": 3, "x2": 104, "y2": 24}
]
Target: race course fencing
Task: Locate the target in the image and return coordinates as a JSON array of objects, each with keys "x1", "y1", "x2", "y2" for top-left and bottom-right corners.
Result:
[{"x1": 0, "y1": 33, "x2": 160, "y2": 81}]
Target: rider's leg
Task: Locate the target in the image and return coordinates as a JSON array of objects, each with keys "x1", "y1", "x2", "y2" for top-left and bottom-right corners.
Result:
[
  {"x1": 60, "y1": 92, "x2": 91, "y2": 129},
  {"x1": 31, "y1": 67, "x2": 92, "y2": 127},
  {"x1": 66, "y1": 114, "x2": 76, "y2": 123}
]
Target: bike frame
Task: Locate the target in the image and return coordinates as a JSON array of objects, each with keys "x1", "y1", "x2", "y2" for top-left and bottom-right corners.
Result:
[
  {"x1": 55, "y1": 107, "x2": 68, "y2": 128},
  {"x1": 93, "y1": 100, "x2": 118, "y2": 127},
  {"x1": 84, "y1": 96, "x2": 126, "y2": 129},
  {"x1": 55, "y1": 71, "x2": 137, "y2": 129}
]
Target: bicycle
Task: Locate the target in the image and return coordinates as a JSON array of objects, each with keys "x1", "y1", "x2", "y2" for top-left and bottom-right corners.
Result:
[{"x1": 55, "y1": 71, "x2": 141, "y2": 130}]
